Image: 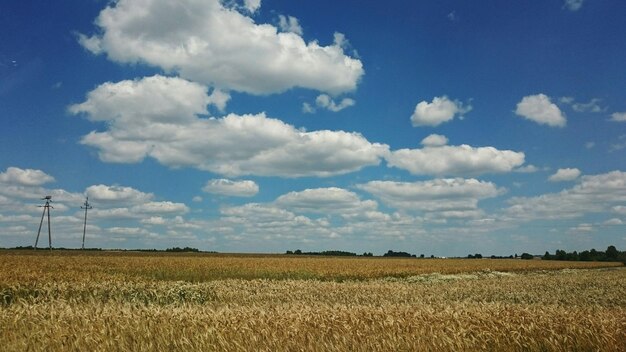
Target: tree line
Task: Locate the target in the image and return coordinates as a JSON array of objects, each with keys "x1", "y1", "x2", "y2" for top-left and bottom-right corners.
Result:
[{"x1": 542, "y1": 245, "x2": 625, "y2": 263}]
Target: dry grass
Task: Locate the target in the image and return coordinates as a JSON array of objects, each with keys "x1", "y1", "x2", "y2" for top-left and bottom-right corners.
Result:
[{"x1": 0, "y1": 251, "x2": 624, "y2": 351}]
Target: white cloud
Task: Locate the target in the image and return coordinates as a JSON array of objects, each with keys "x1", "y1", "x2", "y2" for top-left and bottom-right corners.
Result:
[
  {"x1": 420, "y1": 134, "x2": 448, "y2": 147},
  {"x1": 141, "y1": 216, "x2": 167, "y2": 225},
  {"x1": 131, "y1": 201, "x2": 189, "y2": 214},
  {"x1": 70, "y1": 76, "x2": 388, "y2": 177},
  {"x1": 610, "y1": 112, "x2": 626, "y2": 122},
  {"x1": 315, "y1": 94, "x2": 355, "y2": 112},
  {"x1": 78, "y1": 0, "x2": 363, "y2": 95},
  {"x1": 604, "y1": 218, "x2": 623, "y2": 226},
  {"x1": 563, "y1": 0, "x2": 584, "y2": 11},
  {"x1": 302, "y1": 102, "x2": 315, "y2": 114},
  {"x1": 275, "y1": 187, "x2": 377, "y2": 216},
  {"x1": 560, "y1": 97, "x2": 604, "y2": 113},
  {"x1": 410, "y1": 96, "x2": 472, "y2": 127},
  {"x1": 506, "y1": 171, "x2": 626, "y2": 221},
  {"x1": 549, "y1": 168, "x2": 581, "y2": 182},
  {"x1": 515, "y1": 165, "x2": 540, "y2": 173},
  {"x1": 358, "y1": 178, "x2": 501, "y2": 216},
  {"x1": 569, "y1": 223, "x2": 593, "y2": 233},
  {"x1": 0, "y1": 167, "x2": 55, "y2": 186},
  {"x1": 612, "y1": 205, "x2": 626, "y2": 216},
  {"x1": 278, "y1": 15, "x2": 303, "y2": 35},
  {"x1": 85, "y1": 185, "x2": 153, "y2": 204},
  {"x1": 515, "y1": 94, "x2": 566, "y2": 127},
  {"x1": 386, "y1": 141, "x2": 525, "y2": 176},
  {"x1": 203, "y1": 179, "x2": 259, "y2": 197},
  {"x1": 572, "y1": 99, "x2": 604, "y2": 113},
  {"x1": 243, "y1": 0, "x2": 261, "y2": 13},
  {"x1": 108, "y1": 227, "x2": 152, "y2": 237},
  {"x1": 206, "y1": 89, "x2": 231, "y2": 112}
]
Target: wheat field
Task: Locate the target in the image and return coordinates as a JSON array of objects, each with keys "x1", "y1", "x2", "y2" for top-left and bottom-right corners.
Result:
[{"x1": 1, "y1": 251, "x2": 624, "y2": 351}]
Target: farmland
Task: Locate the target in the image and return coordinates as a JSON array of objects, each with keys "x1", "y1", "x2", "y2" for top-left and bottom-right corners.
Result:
[{"x1": 1, "y1": 251, "x2": 624, "y2": 351}]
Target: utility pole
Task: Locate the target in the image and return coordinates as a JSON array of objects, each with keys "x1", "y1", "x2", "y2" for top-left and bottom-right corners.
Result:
[
  {"x1": 81, "y1": 197, "x2": 92, "y2": 250},
  {"x1": 34, "y1": 196, "x2": 53, "y2": 250}
]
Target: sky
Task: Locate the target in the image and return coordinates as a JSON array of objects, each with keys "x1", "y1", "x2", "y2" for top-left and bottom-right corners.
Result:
[{"x1": 1, "y1": 0, "x2": 625, "y2": 256}]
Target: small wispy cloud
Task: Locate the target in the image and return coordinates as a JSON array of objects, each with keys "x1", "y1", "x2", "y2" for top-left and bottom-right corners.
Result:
[{"x1": 563, "y1": 0, "x2": 584, "y2": 12}]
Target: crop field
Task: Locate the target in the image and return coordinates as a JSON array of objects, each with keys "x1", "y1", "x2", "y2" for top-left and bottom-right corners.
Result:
[{"x1": 1, "y1": 251, "x2": 624, "y2": 351}]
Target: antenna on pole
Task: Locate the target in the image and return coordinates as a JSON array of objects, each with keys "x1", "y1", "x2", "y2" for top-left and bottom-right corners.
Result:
[
  {"x1": 81, "y1": 197, "x2": 93, "y2": 250},
  {"x1": 34, "y1": 196, "x2": 53, "y2": 250}
]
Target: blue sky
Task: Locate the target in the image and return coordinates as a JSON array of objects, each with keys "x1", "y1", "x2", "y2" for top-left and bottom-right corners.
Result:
[{"x1": 1, "y1": 0, "x2": 625, "y2": 255}]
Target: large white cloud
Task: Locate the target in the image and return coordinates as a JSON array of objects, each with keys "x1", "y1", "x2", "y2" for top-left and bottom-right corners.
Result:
[
  {"x1": 385, "y1": 137, "x2": 525, "y2": 176},
  {"x1": 515, "y1": 94, "x2": 566, "y2": 127},
  {"x1": 275, "y1": 187, "x2": 377, "y2": 216},
  {"x1": 505, "y1": 171, "x2": 626, "y2": 220},
  {"x1": 70, "y1": 76, "x2": 388, "y2": 177},
  {"x1": 78, "y1": 0, "x2": 363, "y2": 95},
  {"x1": 358, "y1": 178, "x2": 502, "y2": 217},
  {"x1": 0, "y1": 167, "x2": 55, "y2": 186},
  {"x1": 410, "y1": 96, "x2": 471, "y2": 127},
  {"x1": 203, "y1": 179, "x2": 259, "y2": 197}
]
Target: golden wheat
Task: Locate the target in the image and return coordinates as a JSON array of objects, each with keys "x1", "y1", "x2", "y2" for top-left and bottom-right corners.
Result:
[{"x1": 0, "y1": 251, "x2": 624, "y2": 351}]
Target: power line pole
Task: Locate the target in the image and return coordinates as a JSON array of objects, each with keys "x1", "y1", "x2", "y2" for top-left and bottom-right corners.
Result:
[
  {"x1": 81, "y1": 197, "x2": 92, "y2": 250},
  {"x1": 34, "y1": 196, "x2": 53, "y2": 250}
]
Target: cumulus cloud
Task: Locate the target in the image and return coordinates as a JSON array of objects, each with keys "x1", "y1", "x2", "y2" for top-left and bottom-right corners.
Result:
[
  {"x1": 275, "y1": 187, "x2": 377, "y2": 216},
  {"x1": 202, "y1": 179, "x2": 259, "y2": 197},
  {"x1": 515, "y1": 94, "x2": 566, "y2": 127},
  {"x1": 548, "y1": 168, "x2": 581, "y2": 182},
  {"x1": 358, "y1": 178, "x2": 501, "y2": 217},
  {"x1": 70, "y1": 76, "x2": 388, "y2": 177},
  {"x1": 506, "y1": 171, "x2": 626, "y2": 221},
  {"x1": 610, "y1": 112, "x2": 626, "y2": 122},
  {"x1": 278, "y1": 15, "x2": 303, "y2": 35},
  {"x1": 217, "y1": 190, "x2": 423, "y2": 243},
  {"x1": 243, "y1": 0, "x2": 261, "y2": 13},
  {"x1": 314, "y1": 94, "x2": 355, "y2": 112},
  {"x1": 420, "y1": 134, "x2": 448, "y2": 147},
  {"x1": 410, "y1": 96, "x2": 472, "y2": 127},
  {"x1": 78, "y1": 0, "x2": 363, "y2": 95},
  {"x1": 385, "y1": 139, "x2": 525, "y2": 176},
  {"x1": 85, "y1": 185, "x2": 153, "y2": 204},
  {"x1": 0, "y1": 167, "x2": 55, "y2": 186},
  {"x1": 131, "y1": 201, "x2": 189, "y2": 214},
  {"x1": 604, "y1": 218, "x2": 623, "y2": 226}
]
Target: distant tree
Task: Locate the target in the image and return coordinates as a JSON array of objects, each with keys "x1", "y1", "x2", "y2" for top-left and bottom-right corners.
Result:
[
  {"x1": 420, "y1": 254, "x2": 425, "y2": 259},
  {"x1": 285, "y1": 250, "x2": 293, "y2": 255},
  {"x1": 579, "y1": 250, "x2": 591, "y2": 261},
  {"x1": 542, "y1": 251, "x2": 552, "y2": 260},
  {"x1": 606, "y1": 245, "x2": 619, "y2": 260},
  {"x1": 294, "y1": 249, "x2": 302, "y2": 255},
  {"x1": 555, "y1": 249, "x2": 567, "y2": 261},
  {"x1": 383, "y1": 250, "x2": 414, "y2": 258},
  {"x1": 520, "y1": 253, "x2": 533, "y2": 260}
]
